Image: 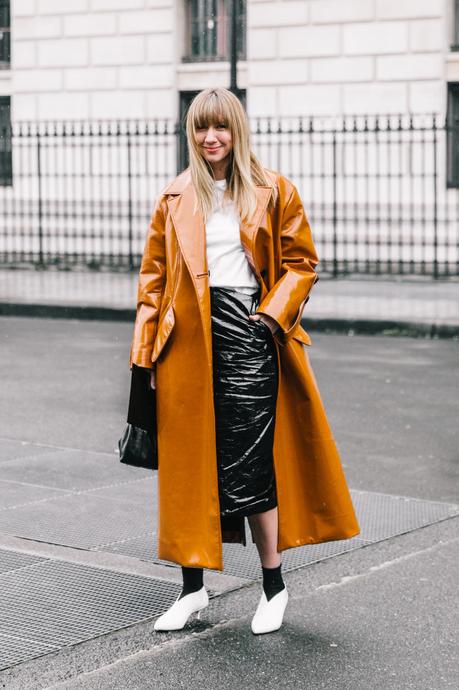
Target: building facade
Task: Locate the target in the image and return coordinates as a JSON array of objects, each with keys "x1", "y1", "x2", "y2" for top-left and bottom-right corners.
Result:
[
  {"x1": 0, "y1": 0, "x2": 453, "y2": 122},
  {"x1": 0, "y1": 0, "x2": 457, "y2": 275}
]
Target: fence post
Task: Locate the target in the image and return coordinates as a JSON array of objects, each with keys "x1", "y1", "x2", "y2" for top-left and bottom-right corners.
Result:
[
  {"x1": 36, "y1": 125, "x2": 44, "y2": 266},
  {"x1": 175, "y1": 119, "x2": 181, "y2": 175},
  {"x1": 332, "y1": 129, "x2": 338, "y2": 278},
  {"x1": 432, "y1": 114, "x2": 438, "y2": 279},
  {"x1": 127, "y1": 126, "x2": 133, "y2": 271}
]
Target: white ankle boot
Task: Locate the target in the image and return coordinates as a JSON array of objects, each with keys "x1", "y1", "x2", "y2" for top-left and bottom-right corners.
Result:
[
  {"x1": 154, "y1": 586, "x2": 209, "y2": 631},
  {"x1": 251, "y1": 585, "x2": 288, "y2": 634}
]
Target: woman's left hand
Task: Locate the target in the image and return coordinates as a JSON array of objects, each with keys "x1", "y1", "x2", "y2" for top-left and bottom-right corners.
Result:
[{"x1": 249, "y1": 313, "x2": 279, "y2": 335}]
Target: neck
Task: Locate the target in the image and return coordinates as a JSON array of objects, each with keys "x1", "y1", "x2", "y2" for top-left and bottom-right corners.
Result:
[{"x1": 210, "y1": 160, "x2": 230, "y2": 181}]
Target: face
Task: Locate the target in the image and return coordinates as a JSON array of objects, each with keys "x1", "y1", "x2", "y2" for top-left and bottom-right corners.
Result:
[{"x1": 194, "y1": 120, "x2": 233, "y2": 169}]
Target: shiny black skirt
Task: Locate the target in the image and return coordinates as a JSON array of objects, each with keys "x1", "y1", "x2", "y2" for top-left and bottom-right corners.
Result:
[{"x1": 210, "y1": 286, "x2": 279, "y2": 519}]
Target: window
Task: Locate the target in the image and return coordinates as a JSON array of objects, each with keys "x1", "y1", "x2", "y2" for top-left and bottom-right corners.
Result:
[
  {"x1": 0, "y1": 96, "x2": 12, "y2": 186},
  {"x1": 452, "y1": 0, "x2": 459, "y2": 49},
  {"x1": 178, "y1": 89, "x2": 246, "y2": 172},
  {"x1": 183, "y1": 0, "x2": 246, "y2": 62},
  {"x1": 447, "y1": 84, "x2": 459, "y2": 187},
  {"x1": 0, "y1": 0, "x2": 10, "y2": 68}
]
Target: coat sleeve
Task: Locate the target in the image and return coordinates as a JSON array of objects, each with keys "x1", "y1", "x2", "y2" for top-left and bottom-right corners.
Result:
[
  {"x1": 129, "y1": 197, "x2": 167, "y2": 368},
  {"x1": 256, "y1": 183, "x2": 319, "y2": 342}
]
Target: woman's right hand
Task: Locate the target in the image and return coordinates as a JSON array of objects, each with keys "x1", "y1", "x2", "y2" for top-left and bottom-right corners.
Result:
[{"x1": 150, "y1": 366, "x2": 156, "y2": 390}]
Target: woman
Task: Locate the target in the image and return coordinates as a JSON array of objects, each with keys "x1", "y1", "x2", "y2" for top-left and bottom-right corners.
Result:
[{"x1": 129, "y1": 87, "x2": 359, "y2": 635}]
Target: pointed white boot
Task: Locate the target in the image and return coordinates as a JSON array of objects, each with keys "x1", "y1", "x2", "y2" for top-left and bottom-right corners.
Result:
[
  {"x1": 251, "y1": 586, "x2": 288, "y2": 634},
  {"x1": 154, "y1": 586, "x2": 209, "y2": 631}
]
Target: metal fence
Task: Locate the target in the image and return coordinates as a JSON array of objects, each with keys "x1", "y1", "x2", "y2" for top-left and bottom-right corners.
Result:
[{"x1": 0, "y1": 114, "x2": 457, "y2": 277}]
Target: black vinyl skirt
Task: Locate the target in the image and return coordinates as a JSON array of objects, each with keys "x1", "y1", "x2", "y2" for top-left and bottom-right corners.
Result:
[{"x1": 210, "y1": 286, "x2": 279, "y2": 519}]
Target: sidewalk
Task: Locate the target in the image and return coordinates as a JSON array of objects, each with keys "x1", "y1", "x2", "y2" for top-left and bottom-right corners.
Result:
[
  {"x1": 0, "y1": 317, "x2": 458, "y2": 688},
  {"x1": 0, "y1": 269, "x2": 458, "y2": 337}
]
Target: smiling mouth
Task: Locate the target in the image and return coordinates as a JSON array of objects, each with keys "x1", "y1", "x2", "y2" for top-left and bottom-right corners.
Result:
[{"x1": 205, "y1": 147, "x2": 221, "y2": 152}]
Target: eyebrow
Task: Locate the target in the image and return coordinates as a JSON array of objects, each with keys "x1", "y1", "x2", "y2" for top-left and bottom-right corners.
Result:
[{"x1": 195, "y1": 120, "x2": 228, "y2": 128}]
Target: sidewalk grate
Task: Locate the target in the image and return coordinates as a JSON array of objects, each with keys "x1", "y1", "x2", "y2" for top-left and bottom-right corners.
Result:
[
  {"x1": 0, "y1": 549, "x2": 49, "y2": 575},
  {"x1": 0, "y1": 634, "x2": 57, "y2": 672},
  {"x1": 0, "y1": 560, "x2": 187, "y2": 671},
  {"x1": 95, "y1": 489, "x2": 458, "y2": 580},
  {"x1": 0, "y1": 491, "x2": 457, "y2": 673},
  {"x1": 97, "y1": 533, "x2": 369, "y2": 580},
  {"x1": 0, "y1": 491, "x2": 153, "y2": 550},
  {"x1": 350, "y1": 490, "x2": 458, "y2": 542},
  {"x1": 0, "y1": 485, "x2": 456, "y2": 577}
]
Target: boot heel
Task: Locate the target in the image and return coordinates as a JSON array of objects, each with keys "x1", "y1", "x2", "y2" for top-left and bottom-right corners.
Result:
[{"x1": 154, "y1": 586, "x2": 209, "y2": 632}]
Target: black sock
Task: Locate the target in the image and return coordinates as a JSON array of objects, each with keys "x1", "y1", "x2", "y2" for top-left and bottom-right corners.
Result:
[
  {"x1": 262, "y1": 564, "x2": 285, "y2": 601},
  {"x1": 179, "y1": 566, "x2": 204, "y2": 599}
]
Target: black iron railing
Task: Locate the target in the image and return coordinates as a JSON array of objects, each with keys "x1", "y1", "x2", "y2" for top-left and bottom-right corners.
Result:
[
  {"x1": 0, "y1": 115, "x2": 457, "y2": 277},
  {"x1": 0, "y1": 0, "x2": 10, "y2": 68}
]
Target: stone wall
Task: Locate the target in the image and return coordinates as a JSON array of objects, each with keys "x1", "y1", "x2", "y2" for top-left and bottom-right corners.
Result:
[{"x1": 0, "y1": 0, "x2": 450, "y2": 120}]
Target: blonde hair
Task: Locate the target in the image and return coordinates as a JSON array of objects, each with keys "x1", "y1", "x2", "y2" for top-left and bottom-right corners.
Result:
[{"x1": 185, "y1": 87, "x2": 277, "y2": 224}]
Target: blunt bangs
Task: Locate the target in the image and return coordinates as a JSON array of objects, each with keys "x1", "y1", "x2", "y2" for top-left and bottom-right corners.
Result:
[{"x1": 189, "y1": 92, "x2": 230, "y2": 131}]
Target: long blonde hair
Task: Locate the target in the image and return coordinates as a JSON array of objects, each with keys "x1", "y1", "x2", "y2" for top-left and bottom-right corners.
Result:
[{"x1": 185, "y1": 88, "x2": 277, "y2": 224}]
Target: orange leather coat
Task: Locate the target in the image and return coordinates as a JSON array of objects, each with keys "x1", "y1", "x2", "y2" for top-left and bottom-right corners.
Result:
[{"x1": 129, "y1": 167, "x2": 360, "y2": 570}]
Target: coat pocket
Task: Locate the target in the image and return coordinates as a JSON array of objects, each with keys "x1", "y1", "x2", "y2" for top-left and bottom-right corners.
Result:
[{"x1": 151, "y1": 304, "x2": 175, "y2": 363}]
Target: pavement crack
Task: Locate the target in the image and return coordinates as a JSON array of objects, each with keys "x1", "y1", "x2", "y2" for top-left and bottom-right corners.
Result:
[
  {"x1": 312, "y1": 535, "x2": 459, "y2": 593},
  {"x1": 44, "y1": 616, "x2": 242, "y2": 690}
]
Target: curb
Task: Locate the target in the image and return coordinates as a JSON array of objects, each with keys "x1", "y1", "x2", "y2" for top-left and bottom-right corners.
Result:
[
  {"x1": 302, "y1": 318, "x2": 459, "y2": 339},
  {"x1": 0, "y1": 303, "x2": 134, "y2": 321},
  {"x1": 1, "y1": 302, "x2": 458, "y2": 339}
]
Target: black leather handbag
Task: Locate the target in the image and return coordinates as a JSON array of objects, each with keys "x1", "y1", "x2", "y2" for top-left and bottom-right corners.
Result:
[{"x1": 118, "y1": 364, "x2": 158, "y2": 470}]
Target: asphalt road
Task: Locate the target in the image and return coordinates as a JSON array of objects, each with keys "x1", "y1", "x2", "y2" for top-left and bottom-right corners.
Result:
[
  {"x1": 48, "y1": 521, "x2": 458, "y2": 690},
  {"x1": 0, "y1": 316, "x2": 458, "y2": 690},
  {"x1": 1, "y1": 316, "x2": 457, "y2": 503}
]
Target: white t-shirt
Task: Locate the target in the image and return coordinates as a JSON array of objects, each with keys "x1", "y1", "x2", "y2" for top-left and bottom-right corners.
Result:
[{"x1": 205, "y1": 179, "x2": 259, "y2": 293}]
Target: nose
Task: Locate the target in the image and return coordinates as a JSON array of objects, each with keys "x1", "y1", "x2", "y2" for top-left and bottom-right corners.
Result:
[{"x1": 204, "y1": 127, "x2": 218, "y2": 143}]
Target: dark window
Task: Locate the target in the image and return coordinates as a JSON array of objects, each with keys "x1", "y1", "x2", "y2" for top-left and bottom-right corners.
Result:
[
  {"x1": 447, "y1": 84, "x2": 459, "y2": 187},
  {"x1": 178, "y1": 89, "x2": 246, "y2": 172},
  {"x1": 183, "y1": 0, "x2": 246, "y2": 62},
  {"x1": 178, "y1": 91, "x2": 200, "y2": 172},
  {"x1": 0, "y1": 96, "x2": 12, "y2": 186},
  {"x1": 453, "y1": 0, "x2": 459, "y2": 49},
  {"x1": 0, "y1": 0, "x2": 10, "y2": 68}
]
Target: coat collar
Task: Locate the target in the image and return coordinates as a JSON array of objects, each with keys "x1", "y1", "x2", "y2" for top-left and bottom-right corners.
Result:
[{"x1": 164, "y1": 168, "x2": 273, "y2": 281}]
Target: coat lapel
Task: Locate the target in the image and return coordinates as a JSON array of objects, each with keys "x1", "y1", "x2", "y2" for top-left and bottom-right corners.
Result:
[
  {"x1": 167, "y1": 183, "x2": 208, "y2": 281},
  {"x1": 239, "y1": 186, "x2": 272, "y2": 279},
  {"x1": 166, "y1": 176, "x2": 272, "y2": 365},
  {"x1": 166, "y1": 171, "x2": 273, "y2": 286}
]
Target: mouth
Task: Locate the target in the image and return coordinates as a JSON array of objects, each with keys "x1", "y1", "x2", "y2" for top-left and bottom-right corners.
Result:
[{"x1": 204, "y1": 147, "x2": 221, "y2": 153}]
